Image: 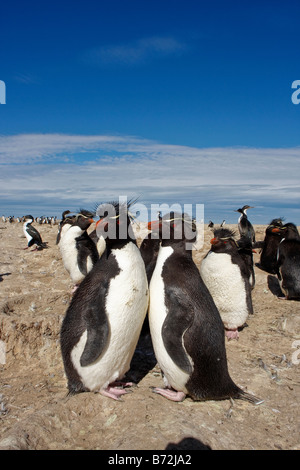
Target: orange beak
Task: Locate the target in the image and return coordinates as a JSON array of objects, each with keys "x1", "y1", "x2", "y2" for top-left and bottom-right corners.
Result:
[
  {"x1": 148, "y1": 220, "x2": 161, "y2": 230},
  {"x1": 271, "y1": 227, "x2": 281, "y2": 233},
  {"x1": 210, "y1": 237, "x2": 218, "y2": 245}
]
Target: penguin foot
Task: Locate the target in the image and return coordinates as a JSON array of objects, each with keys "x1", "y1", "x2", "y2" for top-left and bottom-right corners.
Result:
[
  {"x1": 225, "y1": 329, "x2": 239, "y2": 340},
  {"x1": 110, "y1": 380, "x2": 135, "y2": 388},
  {"x1": 151, "y1": 387, "x2": 186, "y2": 402},
  {"x1": 100, "y1": 385, "x2": 131, "y2": 401},
  {"x1": 277, "y1": 295, "x2": 287, "y2": 300}
]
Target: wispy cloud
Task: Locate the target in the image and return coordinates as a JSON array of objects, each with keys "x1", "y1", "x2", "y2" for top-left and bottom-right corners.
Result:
[
  {"x1": 0, "y1": 133, "x2": 299, "y2": 222},
  {"x1": 84, "y1": 36, "x2": 187, "y2": 67}
]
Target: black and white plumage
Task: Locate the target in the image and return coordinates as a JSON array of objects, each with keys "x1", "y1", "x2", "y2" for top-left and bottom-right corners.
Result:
[
  {"x1": 258, "y1": 218, "x2": 285, "y2": 274},
  {"x1": 57, "y1": 209, "x2": 98, "y2": 290},
  {"x1": 60, "y1": 200, "x2": 149, "y2": 400},
  {"x1": 148, "y1": 213, "x2": 260, "y2": 403},
  {"x1": 235, "y1": 205, "x2": 255, "y2": 243},
  {"x1": 200, "y1": 228, "x2": 253, "y2": 340},
  {"x1": 23, "y1": 215, "x2": 48, "y2": 251},
  {"x1": 275, "y1": 223, "x2": 300, "y2": 300},
  {"x1": 237, "y1": 235, "x2": 256, "y2": 289}
]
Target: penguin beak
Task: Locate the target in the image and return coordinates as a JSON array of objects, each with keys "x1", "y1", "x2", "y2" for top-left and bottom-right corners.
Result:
[
  {"x1": 210, "y1": 237, "x2": 218, "y2": 245},
  {"x1": 148, "y1": 220, "x2": 161, "y2": 231},
  {"x1": 271, "y1": 227, "x2": 281, "y2": 233}
]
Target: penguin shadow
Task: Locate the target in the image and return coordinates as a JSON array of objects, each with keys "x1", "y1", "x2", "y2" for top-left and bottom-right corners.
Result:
[
  {"x1": 125, "y1": 317, "x2": 157, "y2": 384},
  {"x1": 0, "y1": 272, "x2": 11, "y2": 283},
  {"x1": 267, "y1": 275, "x2": 284, "y2": 298},
  {"x1": 165, "y1": 437, "x2": 211, "y2": 450}
]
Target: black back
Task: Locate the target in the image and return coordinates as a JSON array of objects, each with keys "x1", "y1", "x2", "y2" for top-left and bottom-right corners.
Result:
[
  {"x1": 155, "y1": 214, "x2": 249, "y2": 401},
  {"x1": 276, "y1": 223, "x2": 300, "y2": 299},
  {"x1": 259, "y1": 219, "x2": 285, "y2": 274}
]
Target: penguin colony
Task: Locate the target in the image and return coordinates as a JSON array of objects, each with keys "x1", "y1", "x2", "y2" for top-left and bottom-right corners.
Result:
[{"x1": 7, "y1": 202, "x2": 299, "y2": 404}]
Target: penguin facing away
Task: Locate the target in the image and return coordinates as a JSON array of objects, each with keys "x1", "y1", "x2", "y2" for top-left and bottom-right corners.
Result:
[
  {"x1": 258, "y1": 218, "x2": 285, "y2": 274},
  {"x1": 23, "y1": 215, "x2": 48, "y2": 251},
  {"x1": 60, "y1": 200, "x2": 149, "y2": 400},
  {"x1": 148, "y1": 213, "x2": 260, "y2": 403},
  {"x1": 57, "y1": 209, "x2": 99, "y2": 291},
  {"x1": 275, "y1": 223, "x2": 300, "y2": 300},
  {"x1": 235, "y1": 205, "x2": 255, "y2": 243},
  {"x1": 200, "y1": 228, "x2": 253, "y2": 340}
]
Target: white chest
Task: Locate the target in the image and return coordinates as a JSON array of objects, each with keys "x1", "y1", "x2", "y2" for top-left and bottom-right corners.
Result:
[
  {"x1": 71, "y1": 242, "x2": 149, "y2": 391},
  {"x1": 200, "y1": 251, "x2": 248, "y2": 328},
  {"x1": 149, "y1": 246, "x2": 190, "y2": 392},
  {"x1": 59, "y1": 225, "x2": 85, "y2": 283}
]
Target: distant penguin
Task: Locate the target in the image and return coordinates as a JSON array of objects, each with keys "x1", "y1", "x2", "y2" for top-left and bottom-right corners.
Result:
[
  {"x1": 275, "y1": 223, "x2": 300, "y2": 300},
  {"x1": 23, "y1": 215, "x2": 48, "y2": 251},
  {"x1": 60, "y1": 200, "x2": 149, "y2": 399},
  {"x1": 235, "y1": 205, "x2": 255, "y2": 243},
  {"x1": 258, "y1": 218, "x2": 285, "y2": 274},
  {"x1": 148, "y1": 213, "x2": 260, "y2": 403},
  {"x1": 200, "y1": 228, "x2": 253, "y2": 340},
  {"x1": 57, "y1": 209, "x2": 98, "y2": 291}
]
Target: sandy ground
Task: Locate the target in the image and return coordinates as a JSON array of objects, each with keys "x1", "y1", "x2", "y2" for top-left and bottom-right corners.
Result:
[{"x1": 0, "y1": 219, "x2": 299, "y2": 451}]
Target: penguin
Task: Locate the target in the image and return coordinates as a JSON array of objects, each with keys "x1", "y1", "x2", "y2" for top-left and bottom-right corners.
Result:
[
  {"x1": 237, "y1": 235, "x2": 255, "y2": 289},
  {"x1": 258, "y1": 218, "x2": 285, "y2": 274},
  {"x1": 148, "y1": 213, "x2": 260, "y2": 403},
  {"x1": 60, "y1": 200, "x2": 149, "y2": 400},
  {"x1": 23, "y1": 215, "x2": 48, "y2": 251},
  {"x1": 275, "y1": 223, "x2": 300, "y2": 300},
  {"x1": 57, "y1": 209, "x2": 99, "y2": 291},
  {"x1": 200, "y1": 228, "x2": 253, "y2": 340},
  {"x1": 235, "y1": 205, "x2": 255, "y2": 243}
]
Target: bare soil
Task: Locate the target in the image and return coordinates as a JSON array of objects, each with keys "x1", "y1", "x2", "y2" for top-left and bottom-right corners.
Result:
[{"x1": 0, "y1": 220, "x2": 299, "y2": 450}]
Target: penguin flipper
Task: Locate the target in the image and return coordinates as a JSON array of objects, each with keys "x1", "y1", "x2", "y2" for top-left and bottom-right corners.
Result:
[
  {"x1": 80, "y1": 305, "x2": 109, "y2": 367},
  {"x1": 162, "y1": 289, "x2": 194, "y2": 375}
]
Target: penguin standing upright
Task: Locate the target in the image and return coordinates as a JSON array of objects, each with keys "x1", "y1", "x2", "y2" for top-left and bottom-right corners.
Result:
[
  {"x1": 57, "y1": 209, "x2": 98, "y2": 291},
  {"x1": 275, "y1": 223, "x2": 300, "y2": 300},
  {"x1": 237, "y1": 235, "x2": 255, "y2": 289},
  {"x1": 258, "y1": 218, "x2": 285, "y2": 274},
  {"x1": 148, "y1": 213, "x2": 260, "y2": 403},
  {"x1": 60, "y1": 200, "x2": 149, "y2": 399},
  {"x1": 235, "y1": 205, "x2": 255, "y2": 243},
  {"x1": 23, "y1": 215, "x2": 48, "y2": 251},
  {"x1": 200, "y1": 228, "x2": 253, "y2": 340}
]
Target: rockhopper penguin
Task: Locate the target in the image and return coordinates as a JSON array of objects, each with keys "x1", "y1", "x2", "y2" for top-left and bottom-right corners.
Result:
[
  {"x1": 200, "y1": 228, "x2": 253, "y2": 340},
  {"x1": 60, "y1": 200, "x2": 149, "y2": 400},
  {"x1": 148, "y1": 213, "x2": 261, "y2": 404}
]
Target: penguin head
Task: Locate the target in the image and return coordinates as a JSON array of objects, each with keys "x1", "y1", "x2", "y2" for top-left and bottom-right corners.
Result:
[
  {"x1": 210, "y1": 228, "x2": 238, "y2": 253},
  {"x1": 23, "y1": 215, "x2": 34, "y2": 224},
  {"x1": 95, "y1": 200, "x2": 135, "y2": 243},
  {"x1": 148, "y1": 212, "x2": 197, "y2": 248},
  {"x1": 234, "y1": 205, "x2": 254, "y2": 215},
  {"x1": 74, "y1": 209, "x2": 95, "y2": 231},
  {"x1": 281, "y1": 222, "x2": 300, "y2": 240}
]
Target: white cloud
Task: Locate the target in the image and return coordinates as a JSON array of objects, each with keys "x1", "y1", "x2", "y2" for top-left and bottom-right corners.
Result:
[
  {"x1": 84, "y1": 36, "x2": 187, "y2": 67},
  {"x1": 0, "y1": 133, "x2": 299, "y2": 222}
]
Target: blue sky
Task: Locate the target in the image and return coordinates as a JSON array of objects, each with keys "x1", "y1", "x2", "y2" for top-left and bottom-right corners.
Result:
[{"x1": 0, "y1": 0, "x2": 300, "y2": 224}]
